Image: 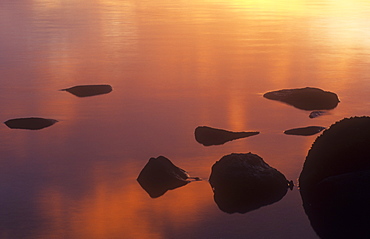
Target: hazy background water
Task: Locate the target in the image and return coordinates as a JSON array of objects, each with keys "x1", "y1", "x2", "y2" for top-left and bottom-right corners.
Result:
[{"x1": 1, "y1": 0, "x2": 370, "y2": 238}]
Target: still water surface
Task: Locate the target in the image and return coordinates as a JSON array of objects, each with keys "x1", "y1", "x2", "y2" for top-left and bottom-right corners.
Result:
[{"x1": 1, "y1": 0, "x2": 370, "y2": 238}]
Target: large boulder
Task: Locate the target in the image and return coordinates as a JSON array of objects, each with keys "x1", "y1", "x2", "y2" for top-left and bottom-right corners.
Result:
[
  {"x1": 137, "y1": 156, "x2": 192, "y2": 198},
  {"x1": 209, "y1": 153, "x2": 291, "y2": 213},
  {"x1": 299, "y1": 117, "x2": 370, "y2": 239},
  {"x1": 299, "y1": 117, "x2": 370, "y2": 189},
  {"x1": 263, "y1": 87, "x2": 339, "y2": 110},
  {"x1": 195, "y1": 126, "x2": 259, "y2": 146}
]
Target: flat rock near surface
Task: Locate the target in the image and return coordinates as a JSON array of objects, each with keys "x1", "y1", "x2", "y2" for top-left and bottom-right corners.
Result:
[
  {"x1": 61, "y1": 84, "x2": 112, "y2": 97},
  {"x1": 209, "y1": 153, "x2": 290, "y2": 213},
  {"x1": 263, "y1": 87, "x2": 339, "y2": 110},
  {"x1": 284, "y1": 126, "x2": 326, "y2": 136},
  {"x1": 4, "y1": 117, "x2": 58, "y2": 130},
  {"x1": 195, "y1": 126, "x2": 259, "y2": 146}
]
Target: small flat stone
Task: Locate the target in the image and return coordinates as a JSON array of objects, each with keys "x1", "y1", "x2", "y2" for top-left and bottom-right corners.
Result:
[
  {"x1": 61, "y1": 84, "x2": 112, "y2": 97},
  {"x1": 284, "y1": 126, "x2": 326, "y2": 136},
  {"x1": 4, "y1": 117, "x2": 58, "y2": 130},
  {"x1": 309, "y1": 111, "x2": 327, "y2": 118}
]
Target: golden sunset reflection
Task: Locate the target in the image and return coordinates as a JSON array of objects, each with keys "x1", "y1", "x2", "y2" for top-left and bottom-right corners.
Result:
[
  {"x1": 1, "y1": 0, "x2": 370, "y2": 238},
  {"x1": 226, "y1": 93, "x2": 248, "y2": 130},
  {"x1": 37, "y1": 161, "x2": 213, "y2": 239}
]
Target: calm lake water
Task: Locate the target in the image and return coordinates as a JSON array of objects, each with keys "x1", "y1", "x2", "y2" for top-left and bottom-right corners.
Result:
[{"x1": 1, "y1": 0, "x2": 370, "y2": 238}]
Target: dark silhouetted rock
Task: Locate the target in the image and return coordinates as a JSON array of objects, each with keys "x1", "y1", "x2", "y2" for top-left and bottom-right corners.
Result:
[
  {"x1": 284, "y1": 126, "x2": 326, "y2": 136},
  {"x1": 299, "y1": 117, "x2": 370, "y2": 239},
  {"x1": 4, "y1": 117, "x2": 58, "y2": 130},
  {"x1": 263, "y1": 87, "x2": 339, "y2": 110},
  {"x1": 301, "y1": 171, "x2": 370, "y2": 239},
  {"x1": 137, "y1": 156, "x2": 192, "y2": 198},
  {"x1": 299, "y1": 117, "x2": 370, "y2": 189},
  {"x1": 309, "y1": 110, "x2": 327, "y2": 118},
  {"x1": 209, "y1": 153, "x2": 290, "y2": 213},
  {"x1": 61, "y1": 84, "x2": 112, "y2": 97},
  {"x1": 195, "y1": 126, "x2": 259, "y2": 146}
]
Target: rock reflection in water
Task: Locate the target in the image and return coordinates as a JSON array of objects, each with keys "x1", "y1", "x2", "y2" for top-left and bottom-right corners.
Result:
[
  {"x1": 299, "y1": 117, "x2": 370, "y2": 239},
  {"x1": 263, "y1": 87, "x2": 339, "y2": 111},
  {"x1": 209, "y1": 153, "x2": 291, "y2": 214},
  {"x1": 61, "y1": 84, "x2": 112, "y2": 97},
  {"x1": 195, "y1": 126, "x2": 259, "y2": 146},
  {"x1": 4, "y1": 117, "x2": 58, "y2": 130},
  {"x1": 137, "y1": 156, "x2": 195, "y2": 198},
  {"x1": 284, "y1": 126, "x2": 326, "y2": 136}
]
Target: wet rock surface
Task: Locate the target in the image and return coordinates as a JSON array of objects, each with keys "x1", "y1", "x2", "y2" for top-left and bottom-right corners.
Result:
[
  {"x1": 299, "y1": 117, "x2": 370, "y2": 188},
  {"x1": 61, "y1": 84, "x2": 112, "y2": 97},
  {"x1": 137, "y1": 156, "x2": 191, "y2": 198},
  {"x1": 4, "y1": 117, "x2": 58, "y2": 130},
  {"x1": 195, "y1": 126, "x2": 259, "y2": 146},
  {"x1": 309, "y1": 110, "x2": 327, "y2": 118},
  {"x1": 284, "y1": 126, "x2": 326, "y2": 136},
  {"x1": 209, "y1": 153, "x2": 290, "y2": 213},
  {"x1": 263, "y1": 87, "x2": 339, "y2": 110},
  {"x1": 299, "y1": 117, "x2": 370, "y2": 239}
]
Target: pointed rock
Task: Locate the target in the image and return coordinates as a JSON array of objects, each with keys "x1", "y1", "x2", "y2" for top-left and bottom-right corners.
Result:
[
  {"x1": 195, "y1": 126, "x2": 259, "y2": 146},
  {"x1": 284, "y1": 126, "x2": 326, "y2": 136},
  {"x1": 137, "y1": 156, "x2": 193, "y2": 198},
  {"x1": 61, "y1": 84, "x2": 112, "y2": 97}
]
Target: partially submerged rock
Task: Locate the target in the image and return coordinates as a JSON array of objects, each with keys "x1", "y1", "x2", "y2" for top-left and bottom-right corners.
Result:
[
  {"x1": 263, "y1": 87, "x2": 339, "y2": 110},
  {"x1": 137, "y1": 156, "x2": 194, "y2": 198},
  {"x1": 209, "y1": 153, "x2": 291, "y2": 213},
  {"x1": 299, "y1": 117, "x2": 370, "y2": 189},
  {"x1": 284, "y1": 126, "x2": 326, "y2": 136},
  {"x1": 299, "y1": 117, "x2": 370, "y2": 238},
  {"x1": 309, "y1": 110, "x2": 327, "y2": 119},
  {"x1": 4, "y1": 117, "x2": 58, "y2": 130},
  {"x1": 302, "y1": 171, "x2": 370, "y2": 239},
  {"x1": 61, "y1": 84, "x2": 112, "y2": 97},
  {"x1": 195, "y1": 126, "x2": 259, "y2": 146}
]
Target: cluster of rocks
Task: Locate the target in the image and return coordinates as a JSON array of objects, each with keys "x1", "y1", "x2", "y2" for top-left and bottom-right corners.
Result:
[
  {"x1": 3, "y1": 84, "x2": 112, "y2": 130},
  {"x1": 139, "y1": 87, "x2": 340, "y2": 210},
  {"x1": 137, "y1": 153, "x2": 292, "y2": 213},
  {"x1": 6, "y1": 84, "x2": 368, "y2": 237},
  {"x1": 137, "y1": 87, "x2": 370, "y2": 238}
]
